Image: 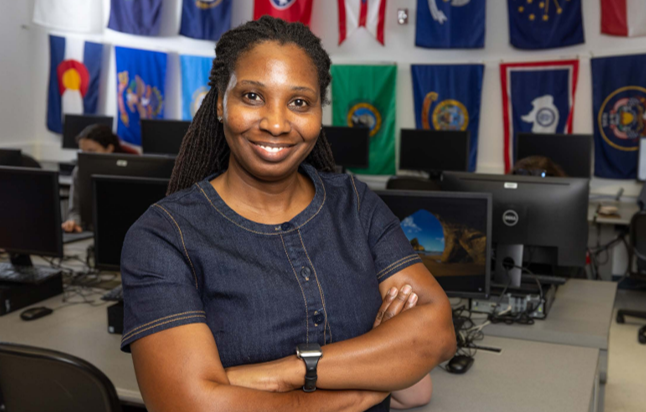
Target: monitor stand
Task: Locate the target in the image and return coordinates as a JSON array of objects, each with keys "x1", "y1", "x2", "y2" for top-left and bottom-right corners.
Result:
[{"x1": 495, "y1": 245, "x2": 523, "y2": 288}]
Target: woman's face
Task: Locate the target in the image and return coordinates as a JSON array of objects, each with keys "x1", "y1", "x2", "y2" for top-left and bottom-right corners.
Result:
[
  {"x1": 79, "y1": 138, "x2": 114, "y2": 153},
  {"x1": 218, "y1": 41, "x2": 322, "y2": 181}
]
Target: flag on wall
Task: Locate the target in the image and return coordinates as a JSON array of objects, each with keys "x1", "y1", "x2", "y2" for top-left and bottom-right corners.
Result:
[
  {"x1": 415, "y1": 0, "x2": 486, "y2": 49},
  {"x1": 180, "y1": 0, "x2": 232, "y2": 41},
  {"x1": 180, "y1": 55, "x2": 213, "y2": 121},
  {"x1": 507, "y1": 0, "x2": 584, "y2": 49},
  {"x1": 47, "y1": 35, "x2": 103, "y2": 134},
  {"x1": 34, "y1": 0, "x2": 103, "y2": 33},
  {"x1": 601, "y1": 0, "x2": 646, "y2": 38},
  {"x1": 411, "y1": 64, "x2": 485, "y2": 172},
  {"x1": 337, "y1": 0, "x2": 388, "y2": 45},
  {"x1": 254, "y1": 0, "x2": 314, "y2": 25},
  {"x1": 500, "y1": 60, "x2": 579, "y2": 172},
  {"x1": 591, "y1": 54, "x2": 646, "y2": 179},
  {"x1": 115, "y1": 47, "x2": 167, "y2": 146},
  {"x1": 331, "y1": 65, "x2": 397, "y2": 175},
  {"x1": 108, "y1": 0, "x2": 163, "y2": 36}
]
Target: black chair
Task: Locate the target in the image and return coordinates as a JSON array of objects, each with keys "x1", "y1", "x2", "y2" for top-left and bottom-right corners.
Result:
[
  {"x1": 386, "y1": 176, "x2": 440, "y2": 191},
  {"x1": 20, "y1": 154, "x2": 42, "y2": 169},
  {"x1": 0, "y1": 343, "x2": 122, "y2": 412}
]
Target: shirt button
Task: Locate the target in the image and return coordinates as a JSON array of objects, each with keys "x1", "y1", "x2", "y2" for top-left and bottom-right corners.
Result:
[
  {"x1": 281, "y1": 222, "x2": 292, "y2": 231},
  {"x1": 300, "y1": 266, "x2": 311, "y2": 279},
  {"x1": 313, "y1": 312, "x2": 325, "y2": 324}
]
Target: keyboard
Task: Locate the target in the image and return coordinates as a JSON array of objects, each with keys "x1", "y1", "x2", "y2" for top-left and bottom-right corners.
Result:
[
  {"x1": 101, "y1": 284, "x2": 123, "y2": 302},
  {"x1": 0, "y1": 263, "x2": 62, "y2": 284}
]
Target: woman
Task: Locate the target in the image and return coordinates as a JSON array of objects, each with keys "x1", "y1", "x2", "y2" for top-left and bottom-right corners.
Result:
[
  {"x1": 511, "y1": 155, "x2": 567, "y2": 178},
  {"x1": 120, "y1": 17, "x2": 455, "y2": 412}
]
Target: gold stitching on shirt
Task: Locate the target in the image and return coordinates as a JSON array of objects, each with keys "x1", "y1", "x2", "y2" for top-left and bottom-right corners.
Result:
[
  {"x1": 280, "y1": 234, "x2": 309, "y2": 344},
  {"x1": 121, "y1": 310, "x2": 206, "y2": 342},
  {"x1": 376, "y1": 254, "x2": 421, "y2": 277},
  {"x1": 121, "y1": 314, "x2": 207, "y2": 343},
  {"x1": 376, "y1": 256, "x2": 422, "y2": 280},
  {"x1": 350, "y1": 175, "x2": 361, "y2": 213}
]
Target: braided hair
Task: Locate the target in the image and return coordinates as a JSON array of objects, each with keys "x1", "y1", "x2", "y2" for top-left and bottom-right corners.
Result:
[
  {"x1": 167, "y1": 16, "x2": 336, "y2": 195},
  {"x1": 76, "y1": 124, "x2": 126, "y2": 153}
]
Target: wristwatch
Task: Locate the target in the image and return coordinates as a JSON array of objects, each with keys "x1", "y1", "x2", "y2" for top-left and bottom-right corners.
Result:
[{"x1": 296, "y1": 343, "x2": 323, "y2": 392}]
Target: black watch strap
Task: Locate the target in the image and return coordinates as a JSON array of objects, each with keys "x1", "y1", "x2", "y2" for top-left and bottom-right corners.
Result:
[{"x1": 302, "y1": 356, "x2": 320, "y2": 393}]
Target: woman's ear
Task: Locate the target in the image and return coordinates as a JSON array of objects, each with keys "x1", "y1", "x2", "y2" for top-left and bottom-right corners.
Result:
[{"x1": 217, "y1": 92, "x2": 224, "y2": 119}]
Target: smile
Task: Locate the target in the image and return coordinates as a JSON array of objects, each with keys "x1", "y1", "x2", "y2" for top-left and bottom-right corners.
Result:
[{"x1": 248, "y1": 140, "x2": 296, "y2": 162}]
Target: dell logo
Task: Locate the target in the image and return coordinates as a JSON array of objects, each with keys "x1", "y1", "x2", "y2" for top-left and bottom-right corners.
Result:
[{"x1": 502, "y1": 210, "x2": 519, "y2": 227}]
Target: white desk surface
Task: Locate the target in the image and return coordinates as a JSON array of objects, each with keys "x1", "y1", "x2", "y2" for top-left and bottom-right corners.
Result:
[{"x1": 588, "y1": 200, "x2": 639, "y2": 225}]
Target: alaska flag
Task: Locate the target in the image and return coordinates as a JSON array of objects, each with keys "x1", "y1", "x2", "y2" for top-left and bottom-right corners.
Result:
[
  {"x1": 115, "y1": 47, "x2": 167, "y2": 146},
  {"x1": 108, "y1": 0, "x2": 162, "y2": 36},
  {"x1": 591, "y1": 54, "x2": 646, "y2": 179},
  {"x1": 47, "y1": 35, "x2": 103, "y2": 134},
  {"x1": 180, "y1": 55, "x2": 212, "y2": 121},
  {"x1": 507, "y1": 0, "x2": 584, "y2": 49},
  {"x1": 180, "y1": 0, "x2": 232, "y2": 41},
  {"x1": 500, "y1": 60, "x2": 579, "y2": 172},
  {"x1": 411, "y1": 64, "x2": 484, "y2": 171},
  {"x1": 415, "y1": 0, "x2": 486, "y2": 49}
]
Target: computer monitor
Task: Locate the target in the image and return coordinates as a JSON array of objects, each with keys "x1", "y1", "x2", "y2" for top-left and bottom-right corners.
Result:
[
  {"x1": 141, "y1": 119, "x2": 191, "y2": 156},
  {"x1": 638, "y1": 138, "x2": 646, "y2": 182},
  {"x1": 93, "y1": 176, "x2": 169, "y2": 270},
  {"x1": 399, "y1": 129, "x2": 469, "y2": 174},
  {"x1": 442, "y1": 172, "x2": 589, "y2": 288},
  {"x1": 0, "y1": 149, "x2": 22, "y2": 166},
  {"x1": 77, "y1": 153, "x2": 176, "y2": 228},
  {"x1": 516, "y1": 133, "x2": 592, "y2": 178},
  {"x1": 376, "y1": 190, "x2": 492, "y2": 298},
  {"x1": 62, "y1": 114, "x2": 114, "y2": 149},
  {"x1": 0, "y1": 167, "x2": 63, "y2": 265},
  {"x1": 322, "y1": 126, "x2": 370, "y2": 170}
]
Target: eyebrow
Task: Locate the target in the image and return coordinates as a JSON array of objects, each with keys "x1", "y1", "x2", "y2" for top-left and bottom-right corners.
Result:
[{"x1": 238, "y1": 80, "x2": 317, "y2": 94}]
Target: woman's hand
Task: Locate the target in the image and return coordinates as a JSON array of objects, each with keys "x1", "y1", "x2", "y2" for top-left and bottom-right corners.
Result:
[
  {"x1": 373, "y1": 285, "x2": 418, "y2": 328},
  {"x1": 61, "y1": 220, "x2": 82, "y2": 233}
]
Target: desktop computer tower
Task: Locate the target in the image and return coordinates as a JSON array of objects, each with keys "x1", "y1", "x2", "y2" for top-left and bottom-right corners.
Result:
[{"x1": 0, "y1": 273, "x2": 63, "y2": 316}]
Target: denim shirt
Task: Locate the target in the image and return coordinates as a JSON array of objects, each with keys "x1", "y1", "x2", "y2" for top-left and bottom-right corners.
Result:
[{"x1": 120, "y1": 164, "x2": 421, "y2": 411}]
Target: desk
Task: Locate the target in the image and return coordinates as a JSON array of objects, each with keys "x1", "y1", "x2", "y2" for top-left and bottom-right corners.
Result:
[{"x1": 588, "y1": 200, "x2": 639, "y2": 226}]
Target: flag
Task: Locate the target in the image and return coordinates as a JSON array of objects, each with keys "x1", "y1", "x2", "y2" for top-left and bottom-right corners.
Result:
[
  {"x1": 601, "y1": 0, "x2": 646, "y2": 38},
  {"x1": 415, "y1": 0, "x2": 486, "y2": 49},
  {"x1": 500, "y1": 60, "x2": 579, "y2": 172},
  {"x1": 331, "y1": 65, "x2": 397, "y2": 175},
  {"x1": 337, "y1": 0, "x2": 387, "y2": 45},
  {"x1": 411, "y1": 64, "x2": 485, "y2": 172},
  {"x1": 47, "y1": 35, "x2": 103, "y2": 134},
  {"x1": 591, "y1": 54, "x2": 646, "y2": 179},
  {"x1": 115, "y1": 47, "x2": 167, "y2": 146},
  {"x1": 33, "y1": 0, "x2": 103, "y2": 33},
  {"x1": 108, "y1": 0, "x2": 163, "y2": 36},
  {"x1": 180, "y1": 0, "x2": 232, "y2": 41},
  {"x1": 180, "y1": 55, "x2": 213, "y2": 121},
  {"x1": 254, "y1": 0, "x2": 314, "y2": 25},
  {"x1": 507, "y1": 0, "x2": 584, "y2": 49}
]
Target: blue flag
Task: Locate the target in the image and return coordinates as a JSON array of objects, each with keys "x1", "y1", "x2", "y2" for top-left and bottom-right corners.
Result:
[
  {"x1": 180, "y1": 54, "x2": 213, "y2": 121},
  {"x1": 108, "y1": 0, "x2": 162, "y2": 36},
  {"x1": 416, "y1": 0, "x2": 486, "y2": 49},
  {"x1": 591, "y1": 54, "x2": 646, "y2": 179},
  {"x1": 180, "y1": 0, "x2": 232, "y2": 41},
  {"x1": 411, "y1": 64, "x2": 484, "y2": 171},
  {"x1": 507, "y1": 0, "x2": 584, "y2": 49},
  {"x1": 115, "y1": 46, "x2": 167, "y2": 146}
]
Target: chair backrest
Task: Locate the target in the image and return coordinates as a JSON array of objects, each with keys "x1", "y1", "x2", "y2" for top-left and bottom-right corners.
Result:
[
  {"x1": 630, "y1": 211, "x2": 646, "y2": 274},
  {"x1": 0, "y1": 343, "x2": 122, "y2": 412},
  {"x1": 386, "y1": 176, "x2": 440, "y2": 191}
]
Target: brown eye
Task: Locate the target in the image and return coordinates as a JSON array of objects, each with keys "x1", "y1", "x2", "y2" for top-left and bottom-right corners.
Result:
[
  {"x1": 244, "y1": 93, "x2": 260, "y2": 101},
  {"x1": 291, "y1": 99, "x2": 308, "y2": 107}
]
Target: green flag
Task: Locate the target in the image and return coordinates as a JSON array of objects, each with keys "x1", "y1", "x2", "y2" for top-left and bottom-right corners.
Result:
[{"x1": 331, "y1": 64, "x2": 397, "y2": 175}]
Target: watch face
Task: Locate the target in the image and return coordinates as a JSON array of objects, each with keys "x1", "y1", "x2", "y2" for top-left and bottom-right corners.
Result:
[
  {"x1": 297, "y1": 344, "x2": 323, "y2": 358},
  {"x1": 298, "y1": 350, "x2": 323, "y2": 358}
]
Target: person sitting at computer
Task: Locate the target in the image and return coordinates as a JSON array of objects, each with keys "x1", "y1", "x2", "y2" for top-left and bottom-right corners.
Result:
[
  {"x1": 119, "y1": 16, "x2": 455, "y2": 412},
  {"x1": 511, "y1": 155, "x2": 567, "y2": 178}
]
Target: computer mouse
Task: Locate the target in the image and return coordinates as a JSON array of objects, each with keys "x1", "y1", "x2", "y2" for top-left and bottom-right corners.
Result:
[
  {"x1": 445, "y1": 355, "x2": 474, "y2": 374},
  {"x1": 20, "y1": 307, "x2": 53, "y2": 321}
]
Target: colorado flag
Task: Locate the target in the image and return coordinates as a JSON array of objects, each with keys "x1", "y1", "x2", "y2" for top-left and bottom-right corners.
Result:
[{"x1": 180, "y1": 55, "x2": 213, "y2": 121}]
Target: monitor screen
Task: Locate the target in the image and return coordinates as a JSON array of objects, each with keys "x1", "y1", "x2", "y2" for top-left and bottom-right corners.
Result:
[
  {"x1": 322, "y1": 126, "x2": 370, "y2": 169},
  {"x1": 141, "y1": 119, "x2": 191, "y2": 156},
  {"x1": 62, "y1": 114, "x2": 114, "y2": 150},
  {"x1": 377, "y1": 190, "x2": 491, "y2": 298},
  {"x1": 516, "y1": 133, "x2": 592, "y2": 178},
  {"x1": 0, "y1": 149, "x2": 22, "y2": 167},
  {"x1": 399, "y1": 129, "x2": 469, "y2": 173},
  {"x1": 638, "y1": 138, "x2": 646, "y2": 182}
]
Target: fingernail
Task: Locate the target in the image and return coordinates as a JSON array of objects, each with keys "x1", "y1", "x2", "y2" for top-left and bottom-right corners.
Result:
[
  {"x1": 389, "y1": 287, "x2": 397, "y2": 296},
  {"x1": 409, "y1": 293, "x2": 418, "y2": 304},
  {"x1": 402, "y1": 285, "x2": 412, "y2": 294}
]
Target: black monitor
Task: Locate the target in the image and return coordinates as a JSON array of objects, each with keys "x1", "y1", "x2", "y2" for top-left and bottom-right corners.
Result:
[
  {"x1": 0, "y1": 167, "x2": 63, "y2": 265},
  {"x1": 77, "y1": 153, "x2": 176, "y2": 229},
  {"x1": 638, "y1": 138, "x2": 646, "y2": 182},
  {"x1": 141, "y1": 119, "x2": 191, "y2": 156},
  {"x1": 0, "y1": 149, "x2": 22, "y2": 166},
  {"x1": 399, "y1": 129, "x2": 469, "y2": 174},
  {"x1": 93, "y1": 176, "x2": 169, "y2": 270},
  {"x1": 62, "y1": 114, "x2": 114, "y2": 149},
  {"x1": 516, "y1": 133, "x2": 592, "y2": 178},
  {"x1": 322, "y1": 126, "x2": 370, "y2": 170},
  {"x1": 442, "y1": 172, "x2": 589, "y2": 287},
  {"x1": 376, "y1": 190, "x2": 492, "y2": 298}
]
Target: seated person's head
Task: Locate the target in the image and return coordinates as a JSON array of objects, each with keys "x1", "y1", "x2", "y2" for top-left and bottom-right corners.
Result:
[
  {"x1": 511, "y1": 155, "x2": 567, "y2": 178},
  {"x1": 76, "y1": 124, "x2": 123, "y2": 154}
]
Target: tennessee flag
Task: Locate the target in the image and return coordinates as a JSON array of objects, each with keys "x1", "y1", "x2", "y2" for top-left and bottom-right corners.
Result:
[
  {"x1": 47, "y1": 35, "x2": 103, "y2": 134},
  {"x1": 601, "y1": 0, "x2": 646, "y2": 37},
  {"x1": 253, "y1": 0, "x2": 314, "y2": 25},
  {"x1": 338, "y1": 0, "x2": 388, "y2": 45}
]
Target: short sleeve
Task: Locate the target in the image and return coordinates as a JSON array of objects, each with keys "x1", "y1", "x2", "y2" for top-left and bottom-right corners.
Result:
[
  {"x1": 353, "y1": 177, "x2": 422, "y2": 283},
  {"x1": 120, "y1": 204, "x2": 206, "y2": 352}
]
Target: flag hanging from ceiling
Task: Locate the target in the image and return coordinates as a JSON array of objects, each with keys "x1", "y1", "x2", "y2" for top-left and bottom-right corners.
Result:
[
  {"x1": 507, "y1": 0, "x2": 584, "y2": 49},
  {"x1": 47, "y1": 35, "x2": 103, "y2": 134},
  {"x1": 108, "y1": 0, "x2": 163, "y2": 36},
  {"x1": 591, "y1": 54, "x2": 646, "y2": 179},
  {"x1": 411, "y1": 64, "x2": 485, "y2": 172},
  {"x1": 337, "y1": 0, "x2": 388, "y2": 45},
  {"x1": 115, "y1": 47, "x2": 167, "y2": 146},
  {"x1": 180, "y1": 0, "x2": 232, "y2": 41},
  {"x1": 253, "y1": 0, "x2": 314, "y2": 25},
  {"x1": 415, "y1": 0, "x2": 486, "y2": 49},
  {"x1": 500, "y1": 60, "x2": 580, "y2": 172},
  {"x1": 180, "y1": 55, "x2": 213, "y2": 121},
  {"x1": 601, "y1": 0, "x2": 646, "y2": 38},
  {"x1": 33, "y1": 0, "x2": 103, "y2": 33},
  {"x1": 331, "y1": 64, "x2": 397, "y2": 175}
]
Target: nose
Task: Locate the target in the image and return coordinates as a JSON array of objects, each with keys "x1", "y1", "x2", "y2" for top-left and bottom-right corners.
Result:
[{"x1": 259, "y1": 102, "x2": 292, "y2": 136}]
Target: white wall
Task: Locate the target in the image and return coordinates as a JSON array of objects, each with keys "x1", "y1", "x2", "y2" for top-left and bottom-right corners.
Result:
[{"x1": 22, "y1": 0, "x2": 646, "y2": 195}]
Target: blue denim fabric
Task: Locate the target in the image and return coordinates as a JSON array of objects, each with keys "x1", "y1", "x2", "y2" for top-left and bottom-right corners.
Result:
[{"x1": 120, "y1": 163, "x2": 421, "y2": 411}]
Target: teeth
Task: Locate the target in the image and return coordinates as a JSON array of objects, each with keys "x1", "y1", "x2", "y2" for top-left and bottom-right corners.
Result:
[{"x1": 258, "y1": 145, "x2": 285, "y2": 153}]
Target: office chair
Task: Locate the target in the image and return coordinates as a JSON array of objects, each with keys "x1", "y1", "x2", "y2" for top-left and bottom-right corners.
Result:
[
  {"x1": 0, "y1": 343, "x2": 122, "y2": 412},
  {"x1": 20, "y1": 154, "x2": 42, "y2": 169},
  {"x1": 386, "y1": 176, "x2": 441, "y2": 191}
]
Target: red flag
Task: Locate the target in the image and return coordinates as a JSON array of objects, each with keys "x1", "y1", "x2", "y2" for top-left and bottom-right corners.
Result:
[
  {"x1": 601, "y1": 0, "x2": 646, "y2": 37},
  {"x1": 338, "y1": 0, "x2": 387, "y2": 45},
  {"x1": 254, "y1": 0, "x2": 314, "y2": 26}
]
